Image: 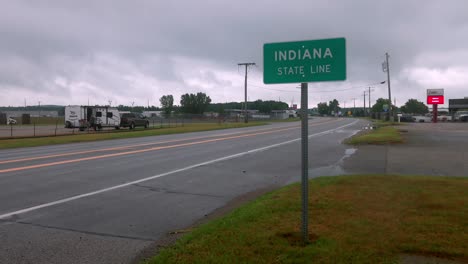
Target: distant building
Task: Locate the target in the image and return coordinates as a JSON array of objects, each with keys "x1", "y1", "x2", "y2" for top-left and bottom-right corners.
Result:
[
  {"x1": 142, "y1": 111, "x2": 163, "y2": 118},
  {"x1": 203, "y1": 112, "x2": 219, "y2": 118},
  {"x1": 449, "y1": 98, "x2": 468, "y2": 115},
  {"x1": 1, "y1": 110, "x2": 59, "y2": 118},
  {"x1": 224, "y1": 109, "x2": 259, "y2": 117},
  {"x1": 271, "y1": 110, "x2": 297, "y2": 119}
]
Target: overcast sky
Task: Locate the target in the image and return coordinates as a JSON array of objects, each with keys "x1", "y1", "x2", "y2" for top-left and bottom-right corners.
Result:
[{"x1": 1, "y1": 0, "x2": 467, "y2": 108}]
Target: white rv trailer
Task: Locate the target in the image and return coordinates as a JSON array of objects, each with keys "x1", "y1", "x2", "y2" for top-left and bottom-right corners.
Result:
[{"x1": 65, "y1": 105, "x2": 121, "y2": 131}]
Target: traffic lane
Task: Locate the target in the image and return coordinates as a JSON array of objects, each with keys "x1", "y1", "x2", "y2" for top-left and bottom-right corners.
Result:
[
  {"x1": 0, "y1": 119, "x2": 317, "y2": 163},
  {"x1": 0, "y1": 122, "x2": 306, "y2": 171},
  {"x1": 0, "y1": 119, "x2": 353, "y2": 215},
  {"x1": 0, "y1": 118, "x2": 345, "y2": 179},
  {"x1": 4, "y1": 119, "x2": 364, "y2": 241},
  {"x1": 0, "y1": 118, "x2": 336, "y2": 163},
  {"x1": 0, "y1": 118, "x2": 344, "y2": 165}
]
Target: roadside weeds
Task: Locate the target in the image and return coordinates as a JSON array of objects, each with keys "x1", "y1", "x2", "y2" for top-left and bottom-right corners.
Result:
[{"x1": 344, "y1": 122, "x2": 404, "y2": 145}]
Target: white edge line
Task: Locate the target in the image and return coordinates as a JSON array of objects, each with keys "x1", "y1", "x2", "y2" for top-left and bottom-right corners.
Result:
[{"x1": 0, "y1": 120, "x2": 359, "y2": 220}]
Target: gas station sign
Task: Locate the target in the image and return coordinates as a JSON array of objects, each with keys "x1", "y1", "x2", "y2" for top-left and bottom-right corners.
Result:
[
  {"x1": 427, "y1": 95, "x2": 444, "y2": 104},
  {"x1": 427, "y1": 89, "x2": 444, "y2": 123},
  {"x1": 427, "y1": 89, "x2": 444, "y2": 104}
]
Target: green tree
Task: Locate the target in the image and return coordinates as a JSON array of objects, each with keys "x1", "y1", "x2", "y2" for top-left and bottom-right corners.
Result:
[
  {"x1": 159, "y1": 95, "x2": 174, "y2": 116},
  {"x1": 400, "y1": 99, "x2": 429, "y2": 114},
  {"x1": 180, "y1": 92, "x2": 212, "y2": 114},
  {"x1": 328, "y1": 99, "x2": 340, "y2": 115},
  {"x1": 371, "y1": 98, "x2": 392, "y2": 113},
  {"x1": 317, "y1": 102, "x2": 329, "y2": 115}
]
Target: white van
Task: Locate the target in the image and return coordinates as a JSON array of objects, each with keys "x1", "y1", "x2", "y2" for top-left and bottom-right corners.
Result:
[{"x1": 65, "y1": 105, "x2": 121, "y2": 130}]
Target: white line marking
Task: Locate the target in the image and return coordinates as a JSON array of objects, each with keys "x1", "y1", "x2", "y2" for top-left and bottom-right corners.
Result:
[{"x1": 0, "y1": 120, "x2": 359, "y2": 220}]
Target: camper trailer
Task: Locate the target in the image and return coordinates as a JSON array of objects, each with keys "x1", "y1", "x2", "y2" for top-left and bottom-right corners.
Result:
[{"x1": 65, "y1": 105, "x2": 121, "y2": 131}]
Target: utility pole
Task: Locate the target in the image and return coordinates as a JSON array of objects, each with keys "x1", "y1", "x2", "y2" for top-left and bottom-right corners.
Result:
[
  {"x1": 363, "y1": 91, "x2": 367, "y2": 115},
  {"x1": 383, "y1": 52, "x2": 392, "y2": 120},
  {"x1": 368, "y1": 87, "x2": 374, "y2": 117},
  {"x1": 238, "y1": 62, "x2": 255, "y2": 123},
  {"x1": 38, "y1": 101, "x2": 41, "y2": 117},
  {"x1": 352, "y1": 98, "x2": 356, "y2": 115},
  {"x1": 368, "y1": 87, "x2": 371, "y2": 112}
]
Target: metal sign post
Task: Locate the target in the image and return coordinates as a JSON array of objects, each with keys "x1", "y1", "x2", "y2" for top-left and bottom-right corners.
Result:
[
  {"x1": 300, "y1": 82, "x2": 309, "y2": 243},
  {"x1": 263, "y1": 37, "x2": 346, "y2": 244}
]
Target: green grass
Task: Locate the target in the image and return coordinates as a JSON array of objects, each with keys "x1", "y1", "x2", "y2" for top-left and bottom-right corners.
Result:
[
  {"x1": 144, "y1": 175, "x2": 468, "y2": 264},
  {"x1": 270, "y1": 117, "x2": 301, "y2": 122},
  {"x1": 345, "y1": 126, "x2": 403, "y2": 145},
  {"x1": 372, "y1": 119, "x2": 401, "y2": 127},
  {"x1": 0, "y1": 122, "x2": 267, "y2": 149}
]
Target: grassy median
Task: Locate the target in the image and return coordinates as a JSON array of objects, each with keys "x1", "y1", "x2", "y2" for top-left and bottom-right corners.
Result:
[
  {"x1": 0, "y1": 122, "x2": 266, "y2": 149},
  {"x1": 145, "y1": 175, "x2": 468, "y2": 264},
  {"x1": 345, "y1": 125, "x2": 403, "y2": 145}
]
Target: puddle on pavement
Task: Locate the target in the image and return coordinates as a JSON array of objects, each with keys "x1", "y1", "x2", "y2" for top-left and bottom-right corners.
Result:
[
  {"x1": 344, "y1": 148, "x2": 357, "y2": 156},
  {"x1": 286, "y1": 148, "x2": 359, "y2": 184},
  {"x1": 308, "y1": 148, "x2": 358, "y2": 178}
]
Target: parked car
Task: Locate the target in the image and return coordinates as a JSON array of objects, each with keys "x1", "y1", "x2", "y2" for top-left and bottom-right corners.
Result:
[
  {"x1": 454, "y1": 111, "x2": 468, "y2": 122},
  {"x1": 397, "y1": 114, "x2": 414, "y2": 122},
  {"x1": 7, "y1": 117, "x2": 17, "y2": 125},
  {"x1": 120, "y1": 113, "x2": 149, "y2": 129},
  {"x1": 437, "y1": 115, "x2": 452, "y2": 122},
  {"x1": 412, "y1": 115, "x2": 432, "y2": 122}
]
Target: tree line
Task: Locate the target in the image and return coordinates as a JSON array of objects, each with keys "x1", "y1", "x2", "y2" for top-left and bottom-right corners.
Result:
[
  {"x1": 158, "y1": 93, "x2": 289, "y2": 115},
  {"x1": 316, "y1": 98, "x2": 429, "y2": 116}
]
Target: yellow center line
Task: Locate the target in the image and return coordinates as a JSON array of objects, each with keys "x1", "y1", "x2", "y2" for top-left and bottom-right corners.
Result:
[
  {"x1": 0, "y1": 118, "x2": 339, "y2": 165},
  {"x1": 0, "y1": 118, "x2": 344, "y2": 173},
  {"x1": 0, "y1": 125, "x2": 297, "y2": 165},
  {"x1": 0, "y1": 126, "x2": 299, "y2": 173}
]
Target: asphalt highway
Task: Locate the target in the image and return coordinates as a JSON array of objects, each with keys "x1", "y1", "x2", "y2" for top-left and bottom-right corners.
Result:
[{"x1": 0, "y1": 117, "x2": 365, "y2": 264}]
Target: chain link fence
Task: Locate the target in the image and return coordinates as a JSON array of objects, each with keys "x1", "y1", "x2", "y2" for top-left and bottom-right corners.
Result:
[{"x1": 0, "y1": 113, "x2": 277, "y2": 139}]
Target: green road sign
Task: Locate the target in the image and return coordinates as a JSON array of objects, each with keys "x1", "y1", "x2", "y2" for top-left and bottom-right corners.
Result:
[
  {"x1": 263, "y1": 38, "x2": 346, "y2": 84},
  {"x1": 383, "y1": 104, "x2": 389, "y2": 112}
]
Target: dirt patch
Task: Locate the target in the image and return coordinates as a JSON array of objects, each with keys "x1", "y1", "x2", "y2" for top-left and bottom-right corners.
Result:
[
  {"x1": 277, "y1": 231, "x2": 319, "y2": 247},
  {"x1": 399, "y1": 254, "x2": 467, "y2": 264}
]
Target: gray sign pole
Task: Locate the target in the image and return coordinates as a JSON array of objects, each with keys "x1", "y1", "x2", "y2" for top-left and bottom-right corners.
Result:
[{"x1": 301, "y1": 82, "x2": 309, "y2": 243}]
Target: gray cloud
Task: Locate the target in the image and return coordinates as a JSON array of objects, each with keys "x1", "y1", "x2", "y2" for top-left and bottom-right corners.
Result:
[{"x1": 1, "y1": 0, "x2": 468, "y2": 107}]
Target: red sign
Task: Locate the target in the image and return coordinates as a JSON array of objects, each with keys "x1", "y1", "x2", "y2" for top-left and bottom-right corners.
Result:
[{"x1": 427, "y1": 95, "x2": 444, "y2": 104}]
